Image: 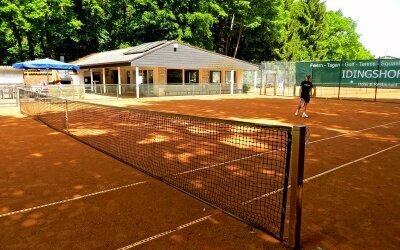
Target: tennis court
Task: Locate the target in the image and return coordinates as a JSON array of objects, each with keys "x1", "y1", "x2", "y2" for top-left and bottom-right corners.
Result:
[{"x1": 1, "y1": 93, "x2": 399, "y2": 249}]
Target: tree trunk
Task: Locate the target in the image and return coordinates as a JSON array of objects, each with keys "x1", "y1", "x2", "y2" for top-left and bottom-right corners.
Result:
[
  {"x1": 44, "y1": 13, "x2": 56, "y2": 59},
  {"x1": 9, "y1": 20, "x2": 24, "y2": 61},
  {"x1": 233, "y1": 26, "x2": 243, "y2": 58},
  {"x1": 225, "y1": 37, "x2": 231, "y2": 56},
  {"x1": 40, "y1": 28, "x2": 46, "y2": 58},
  {"x1": 27, "y1": 32, "x2": 35, "y2": 60},
  {"x1": 224, "y1": 14, "x2": 235, "y2": 56},
  {"x1": 123, "y1": 1, "x2": 127, "y2": 40}
]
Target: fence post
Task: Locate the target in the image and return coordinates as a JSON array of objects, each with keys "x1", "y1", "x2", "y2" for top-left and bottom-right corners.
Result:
[
  {"x1": 289, "y1": 125, "x2": 306, "y2": 249},
  {"x1": 293, "y1": 83, "x2": 296, "y2": 97},
  {"x1": 16, "y1": 87, "x2": 19, "y2": 107},
  {"x1": 375, "y1": 57, "x2": 381, "y2": 102},
  {"x1": 254, "y1": 70, "x2": 258, "y2": 95},
  {"x1": 65, "y1": 99, "x2": 69, "y2": 134},
  {"x1": 17, "y1": 88, "x2": 22, "y2": 112},
  {"x1": 337, "y1": 59, "x2": 343, "y2": 100},
  {"x1": 136, "y1": 66, "x2": 140, "y2": 98},
  {"x1": 260, "y1": 69, "x2": 263, "y2": 95}
]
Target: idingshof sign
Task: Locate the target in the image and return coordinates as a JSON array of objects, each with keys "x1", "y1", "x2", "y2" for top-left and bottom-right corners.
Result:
[{"x1": 296, "y1": 59, "x2": 400, "y2": 88}]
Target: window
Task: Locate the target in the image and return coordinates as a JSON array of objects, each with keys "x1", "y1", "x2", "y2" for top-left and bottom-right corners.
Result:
[
  {"x1": 112, "y1": 70, "x2": 118, "y2": 84},
  {"x1": 140, "y1": 70, "x2": 153, "y2": 84},
  {"x1": 92, "y1": 72, "x2": 101, "y2": 82},
  {"x1": 133, "y1": 70, "x2": 153, "y2": 84},
  {"x1": 185, "y1": 70, "x2": 199, "y2": 84},
  {"x1": 167, "y1": 69, "x2": 183, "y2": 84},
  {"x1": 210, "y1": 71, "x2": 221, "y2": 83},
  {"x1": 225, "y1": 71, "x2": 237, "y2": 83}
]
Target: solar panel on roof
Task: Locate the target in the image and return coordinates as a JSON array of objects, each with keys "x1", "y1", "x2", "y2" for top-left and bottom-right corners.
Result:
[{"x1": 123, "y1": 40, "x2": 167, "y2": 55}]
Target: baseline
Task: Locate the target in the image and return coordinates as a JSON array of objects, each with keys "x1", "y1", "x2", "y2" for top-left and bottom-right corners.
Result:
[{"x1": 117, "y1": 215, "x2": 213, "y2": 250}]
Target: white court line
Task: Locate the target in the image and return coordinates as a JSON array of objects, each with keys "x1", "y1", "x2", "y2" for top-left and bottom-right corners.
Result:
[
  {"x1": 242, "y1": 143, "x2": 400, "y2": 205},
  {"x1": 0, "y1": 181, "x2": 146, "y2": 218},
  {"x1": 308, "y1": 120, "x2": 400, "y2": 144},
  {"x1": 117, "y1": 215, "x2": 212, "y2": 250},
  {"x1": 303, "y1": 143, "x2": 400, "y2": 183},
  {"x1": 174, "y1": 121, "x2": 400, "y2": 176},
  {"x1": 174, "y1": 149, "x2": 282, "y2": 175}
]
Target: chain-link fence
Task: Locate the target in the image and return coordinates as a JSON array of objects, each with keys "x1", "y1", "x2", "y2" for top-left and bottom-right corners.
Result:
[{"x1": 258, "y1": 60, "x2": 400, "y2": 102}]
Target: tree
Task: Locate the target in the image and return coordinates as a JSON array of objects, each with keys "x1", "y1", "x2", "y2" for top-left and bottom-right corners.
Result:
[
  {"x1": 280, "y1": 0, "x2": 307, "y2": 61},
  {"x1": 212, "y1": 0, "x2": 285, "y2": 62},
  {"x1": 324, "y1": 10, "x2": 373, "y2": 60},
  {"x1": 280, "y1": 0, "x2": 372, "y2": 61},
  {"x1": 0, "y1": 0, "x2": 29, "y2": 61},
  {"x1": 0, "y1": 0, "x2": 375, "y2": 64}
]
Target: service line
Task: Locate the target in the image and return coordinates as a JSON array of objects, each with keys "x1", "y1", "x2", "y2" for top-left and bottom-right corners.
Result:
[
  {"x1": 175, "y1": 120, "x2": 400, "y2": 176},
  {"x1": 308, "y1": 120, "x2": 400, "y2": 144},
  {"x1": 242, "y1": 143, "x2": 400, "y2": 204}
]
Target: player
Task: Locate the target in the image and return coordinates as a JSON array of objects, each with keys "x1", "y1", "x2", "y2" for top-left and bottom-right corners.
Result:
[{"x1": 294, "y1": 74, "x2": 313, "y2": 118}]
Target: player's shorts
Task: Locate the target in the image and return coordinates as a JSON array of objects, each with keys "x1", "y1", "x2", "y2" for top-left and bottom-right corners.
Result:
[{"x1": 301, "y1": 95, "x2": 310, "y2": 103}]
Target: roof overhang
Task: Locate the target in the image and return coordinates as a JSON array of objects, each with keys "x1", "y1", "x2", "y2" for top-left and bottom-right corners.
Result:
[{"x1": 78, "y1": 62, "x2": 131, "y2": 69}]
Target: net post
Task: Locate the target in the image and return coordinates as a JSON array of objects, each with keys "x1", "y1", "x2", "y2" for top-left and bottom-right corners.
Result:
[{"x1": 288, "y1": 125, "x2": 306, "y2": 249}]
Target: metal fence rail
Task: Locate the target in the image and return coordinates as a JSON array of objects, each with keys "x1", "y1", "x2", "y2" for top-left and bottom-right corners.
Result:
[{"x1": 20, "y1": 83, "x2": 245, "y2": 101}]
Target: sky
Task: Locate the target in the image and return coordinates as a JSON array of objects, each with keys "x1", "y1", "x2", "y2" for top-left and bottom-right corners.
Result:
[{"x1": 325, "y1": 0, "x2": 400, "y2": 58}]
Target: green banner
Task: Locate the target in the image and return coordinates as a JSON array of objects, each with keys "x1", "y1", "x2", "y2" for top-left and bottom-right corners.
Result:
[{"x1": 296, "y1": 59, "x2": 400, "y2": 88}]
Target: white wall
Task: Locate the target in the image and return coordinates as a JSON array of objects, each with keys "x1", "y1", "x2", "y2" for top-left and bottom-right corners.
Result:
[
  {"x1": 70, "y1": 74, "x2": 80, "y2": 85},
  {"x1": 0, "y1": 66, "x2": 23, "y2": 84}
]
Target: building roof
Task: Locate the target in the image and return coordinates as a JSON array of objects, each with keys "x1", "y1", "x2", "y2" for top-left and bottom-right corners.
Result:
[{"x1": 72, "y1": 40, "x2": 259, "y2": 70}]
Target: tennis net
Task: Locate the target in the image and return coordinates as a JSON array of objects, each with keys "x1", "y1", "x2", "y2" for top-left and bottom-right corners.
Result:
[{"x1": 19, "y1": 89, "x2": 302, "y2": 242}]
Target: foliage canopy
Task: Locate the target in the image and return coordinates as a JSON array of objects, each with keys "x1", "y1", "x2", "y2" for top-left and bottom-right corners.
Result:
[{"x1": 0, "y1": 0, "x2": 373, "y2": 65}]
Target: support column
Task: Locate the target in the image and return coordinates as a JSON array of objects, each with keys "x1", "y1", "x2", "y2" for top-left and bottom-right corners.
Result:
[
  {"x1": 90, "y1": 69, "x2": 94, "y2": 92},
  {"x1": 230, "y1": 70, "x2": 234, "y2": 95},
  {"x1": 118, "y1": 67, "x2": 121, "y2": 95},
  {"x1": 253, "y1": 71, "x2": 258, "y2": 95},
  {"x1": 135, "y1": 66, "x2": 140, "y2": 98},
  {"x1": 102, "y1": 68, "x2": 106, "y2": 93}
]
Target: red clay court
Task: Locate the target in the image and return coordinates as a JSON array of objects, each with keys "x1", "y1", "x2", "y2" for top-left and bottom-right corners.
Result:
[{"x1": 1, "y1": 94, "x2": 399, "y2": 249}]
